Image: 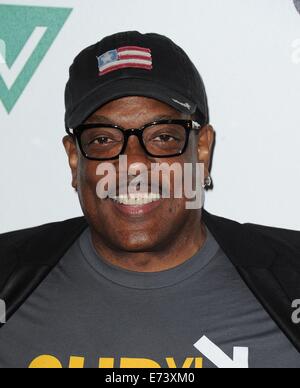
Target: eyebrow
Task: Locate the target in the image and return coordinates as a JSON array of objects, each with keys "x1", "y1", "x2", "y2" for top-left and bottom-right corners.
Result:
[
  {"x1": 85, "y1": 113, "x2": 185, "y2": 125},
  {"x1": 85, "y1": 114, "x2": 113, "y2": 124}
]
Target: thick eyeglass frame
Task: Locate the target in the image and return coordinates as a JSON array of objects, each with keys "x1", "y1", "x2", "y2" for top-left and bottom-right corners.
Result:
[{"x1": 66, "y1": 119, "x2": 203, "y2": 161}]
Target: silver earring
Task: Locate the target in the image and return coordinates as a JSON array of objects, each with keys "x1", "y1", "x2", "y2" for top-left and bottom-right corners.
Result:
[{"x1": 204, "y1": 176, "x2": 212, "y2": 189}]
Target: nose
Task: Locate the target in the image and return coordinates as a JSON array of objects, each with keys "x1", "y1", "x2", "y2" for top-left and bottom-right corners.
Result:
[
  {"x1": 124, "y1": 134, "x2": 149, "y2": 163},
  {"x1": 120, "y1": 135, "x2": 153, "y2": 183}
]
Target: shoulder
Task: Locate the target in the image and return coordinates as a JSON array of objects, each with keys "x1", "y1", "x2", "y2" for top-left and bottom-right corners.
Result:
[
  {"x1": 0, "y1": 217, "x2": 87, "y2": 288},
  {"x1": 0, "y1": 217, "x2": 87, "y2": 249},
  {"x1": 205, "y1": 210, "x2": 300, "y2": 251},
  {"x1": 203, "y1": 211, "x2": 300, "y2": 269},
  {"x1": 245, "y1": 222, "x2": 300, "y2": 252}
]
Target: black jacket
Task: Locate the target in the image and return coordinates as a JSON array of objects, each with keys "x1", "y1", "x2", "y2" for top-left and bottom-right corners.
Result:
[{"x1": 0, "y1": 211, "x2": 299, "y2": 352}]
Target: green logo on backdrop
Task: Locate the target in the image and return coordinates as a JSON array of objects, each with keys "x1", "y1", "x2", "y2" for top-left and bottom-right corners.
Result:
[{"x1": 0, "y1": 4, "x2": 72, "y2": 113}]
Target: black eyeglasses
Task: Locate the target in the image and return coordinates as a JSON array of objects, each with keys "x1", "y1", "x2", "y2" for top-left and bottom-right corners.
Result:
[{"x1": 66, "y1": 119, "x2": 202, "y2": 161}]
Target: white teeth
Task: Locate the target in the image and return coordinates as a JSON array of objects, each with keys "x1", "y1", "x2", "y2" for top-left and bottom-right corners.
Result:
[{"x1": 111, "y1": 193, "x2": 161, "y2": 205}]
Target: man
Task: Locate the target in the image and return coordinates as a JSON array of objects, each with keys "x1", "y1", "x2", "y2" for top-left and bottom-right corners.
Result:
[{"x1": 0, "y1": 31, "x2": 299, "y2": 369}]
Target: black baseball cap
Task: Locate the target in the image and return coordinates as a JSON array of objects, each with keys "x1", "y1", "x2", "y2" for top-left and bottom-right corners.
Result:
[{"x1": 64, "y1": 31, "x2": 209, "y2": 130}]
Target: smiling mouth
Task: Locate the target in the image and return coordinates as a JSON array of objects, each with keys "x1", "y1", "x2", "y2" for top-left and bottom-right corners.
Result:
[
  {"x1": 108, "y1": 193, "x2": 163, "y2": 217},
  {"x1": 110, "y1": 193, "x2": 162, "y2": 206}
]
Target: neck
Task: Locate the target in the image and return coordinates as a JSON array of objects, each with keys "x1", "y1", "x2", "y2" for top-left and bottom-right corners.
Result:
[{"x1": 90, "y1": 212, "x2": 207, "y2": 273}]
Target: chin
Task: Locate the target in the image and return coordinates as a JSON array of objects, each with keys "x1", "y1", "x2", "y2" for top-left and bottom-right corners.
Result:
[{"x1": 116, "y1": 234, "x2": 160, "y2": 253}]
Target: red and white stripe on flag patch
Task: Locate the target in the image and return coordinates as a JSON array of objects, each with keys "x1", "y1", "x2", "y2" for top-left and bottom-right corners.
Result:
[{"x1": 97, "y1": 46, "x2": 153, "y2": 76}]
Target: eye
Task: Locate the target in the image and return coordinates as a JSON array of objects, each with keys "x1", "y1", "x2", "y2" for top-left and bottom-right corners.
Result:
[
  {"x1": 153, "y1": 134, "x2": 180, "y2": 142},
  {"x1": 89, "y1": 136, "x2": 114, "y2": 145}
]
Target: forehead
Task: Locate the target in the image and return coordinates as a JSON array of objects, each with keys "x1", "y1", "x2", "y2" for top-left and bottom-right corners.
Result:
[{"x1": 86, "y1": 96, "x2": 189, "y2": 124}]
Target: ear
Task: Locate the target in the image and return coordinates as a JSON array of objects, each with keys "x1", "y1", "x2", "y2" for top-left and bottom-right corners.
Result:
[
  {"x1": 197, "y1": 125, "x2": 215, "y2": 179},
  {"x1": 63, "y1": 135, "x2": 79, "y2": 191}
]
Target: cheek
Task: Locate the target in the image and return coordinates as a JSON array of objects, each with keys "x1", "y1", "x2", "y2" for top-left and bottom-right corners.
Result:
[
  {"x1": 167, "y1": 198, "x2": 184, "y2": 215},
  {"x1": 77, "y1": 160, "x2": 101, "y2": 206}
]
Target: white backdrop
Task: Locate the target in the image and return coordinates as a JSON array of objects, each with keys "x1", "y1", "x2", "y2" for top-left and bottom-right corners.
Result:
[{"x1": 0, "y1": 0, "x2": 299, "y2": 233}]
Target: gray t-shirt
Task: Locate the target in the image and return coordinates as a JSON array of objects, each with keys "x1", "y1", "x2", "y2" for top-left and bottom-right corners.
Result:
[{"x1": 0, "y1": 228, "x2": 299, "y2": 369}]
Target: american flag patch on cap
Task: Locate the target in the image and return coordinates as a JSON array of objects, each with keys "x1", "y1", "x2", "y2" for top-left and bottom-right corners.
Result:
[{"x1": 97, "y1": 46, "x2": 153, "y2": 76}]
